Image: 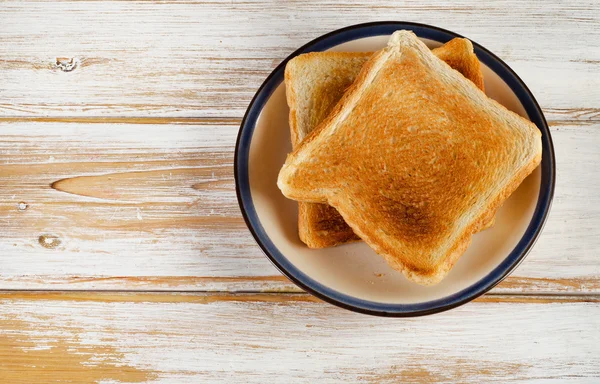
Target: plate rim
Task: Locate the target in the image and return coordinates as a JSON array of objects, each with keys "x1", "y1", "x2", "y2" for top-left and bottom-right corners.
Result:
[{"x1": 234, "y1": 21, "x2": 556, "y2": 317}]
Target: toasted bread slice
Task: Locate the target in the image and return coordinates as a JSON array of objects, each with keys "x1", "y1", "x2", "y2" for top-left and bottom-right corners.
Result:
[
  {"x1": 278, "y1": 31, "x2": 542, "y2": 285},
  {"x1": 285, "y1": 38, "x2": 486, "y2": 248},
  {"x1": 432, "y1": 38, "x2": 485, "y2": 91}
]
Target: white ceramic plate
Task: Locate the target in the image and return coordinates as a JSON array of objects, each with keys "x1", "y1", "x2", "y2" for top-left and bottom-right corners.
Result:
[{"x1": 235, "y1": 22, "x2": 555, "y2": 316}]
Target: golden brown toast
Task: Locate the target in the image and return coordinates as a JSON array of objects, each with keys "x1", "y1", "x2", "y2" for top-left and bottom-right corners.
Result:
[
  {"x1": 278, "y1": 31, "x2": 542, "y2": 285},
  {"x1": 285, "y1": 38, "x2": 486, "y2": 248}
]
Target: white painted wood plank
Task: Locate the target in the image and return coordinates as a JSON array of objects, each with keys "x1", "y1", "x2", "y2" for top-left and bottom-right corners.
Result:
[
  {"x1": 0, "y1": 120, "x2": 598, "y2": 293},
  {"x1": 0, "y1": 293, "x2": 598, "y2": 383},
  {"x1": 0, "y1": 0, "x2": 598, "y2": 118}
]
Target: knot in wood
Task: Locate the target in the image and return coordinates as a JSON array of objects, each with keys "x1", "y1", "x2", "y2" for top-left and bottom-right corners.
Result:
[
  {"x1": 55, "y1": 57, "x2": 78, "y2": 72},
  {"x1": 38, "y1": 234, "x2": 61, "y2": 249}
]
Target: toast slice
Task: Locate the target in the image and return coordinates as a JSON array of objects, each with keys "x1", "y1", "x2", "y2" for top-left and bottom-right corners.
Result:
[
  {"x1": 285, "y1": 38, "x2": 486, "y2": 248},
  {"x1": 278, "y1": 31, "x2": 542, "y2": 285}
]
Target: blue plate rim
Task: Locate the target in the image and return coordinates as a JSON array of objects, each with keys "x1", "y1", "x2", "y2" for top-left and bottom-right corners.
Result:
[{"x1": 234, "y1": 21, "x2": 556, "y2": 317}]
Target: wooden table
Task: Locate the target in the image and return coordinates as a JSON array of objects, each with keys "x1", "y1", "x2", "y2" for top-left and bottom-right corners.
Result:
[{"x1": 1, "y1": 1, "x2": 598, "y2": 382}]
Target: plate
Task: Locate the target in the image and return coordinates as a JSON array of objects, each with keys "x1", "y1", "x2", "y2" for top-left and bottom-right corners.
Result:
[{"x1": 235, "y1": 22, "x2": 555, "y2": 316}]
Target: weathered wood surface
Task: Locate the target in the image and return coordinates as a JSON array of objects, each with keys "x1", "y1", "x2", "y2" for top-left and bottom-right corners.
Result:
[
  {"x1": 0, "y1": 0, "x2": 598, "y2": 120},
  {"x1": 0, "y1": 1, "x2": 599, "y2": 381},
  {"x1": 0, "y1": 120, "x2": 598, "y2": 293},
  {"x1": 1, "y1": 293, "x2": 599, "y2": 383}
]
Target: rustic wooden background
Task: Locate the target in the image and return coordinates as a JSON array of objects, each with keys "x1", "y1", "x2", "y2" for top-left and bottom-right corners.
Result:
[{"x1": 0, "y1": 1, "x2": 599, "y2": 382}]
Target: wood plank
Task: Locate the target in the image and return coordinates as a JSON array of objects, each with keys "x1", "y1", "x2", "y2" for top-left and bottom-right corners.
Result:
[
  {"x1": 0, "y1": 0, "x2": 598, "y2": 119},
  {"x1": 0, "y1": 120, "x2": 598, "y2": 293},
  {"x1": 0, "y1": 292, "x2": 598, "y2": 383}
]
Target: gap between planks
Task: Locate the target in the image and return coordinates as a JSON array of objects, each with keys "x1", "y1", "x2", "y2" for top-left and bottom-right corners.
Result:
[
  {"x1": 0, "y1": 291, "x2": 598, "y2": 304},
  {"x1": 0, "y1": 116, "x2": 241, "y2": 125},
  {"x1": 2, "y1": 276, "x2": 599, "y2": 296},
  {"x1": 0, "y1": 113, "x2": 598, "y2": 125}
]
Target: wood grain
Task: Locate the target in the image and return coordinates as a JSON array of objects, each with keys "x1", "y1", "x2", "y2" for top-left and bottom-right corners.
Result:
[
  {"x1": 0, "y1": 1, "x2": 598, "y2": 380},
  {"x1": 0, "y1": 292, "x2": 598, "y2": 383},
  {"x1": 0, "y1": 0, "x2": 598, "y2": 119},
  {"x1": 0, "y1": 120, "x2": 598, "y2": 294}
]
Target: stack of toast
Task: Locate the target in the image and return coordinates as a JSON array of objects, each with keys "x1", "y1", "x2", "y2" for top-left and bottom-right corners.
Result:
[{"x1": 278, "y1": 31, "x2": 542, "y2": 285}]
